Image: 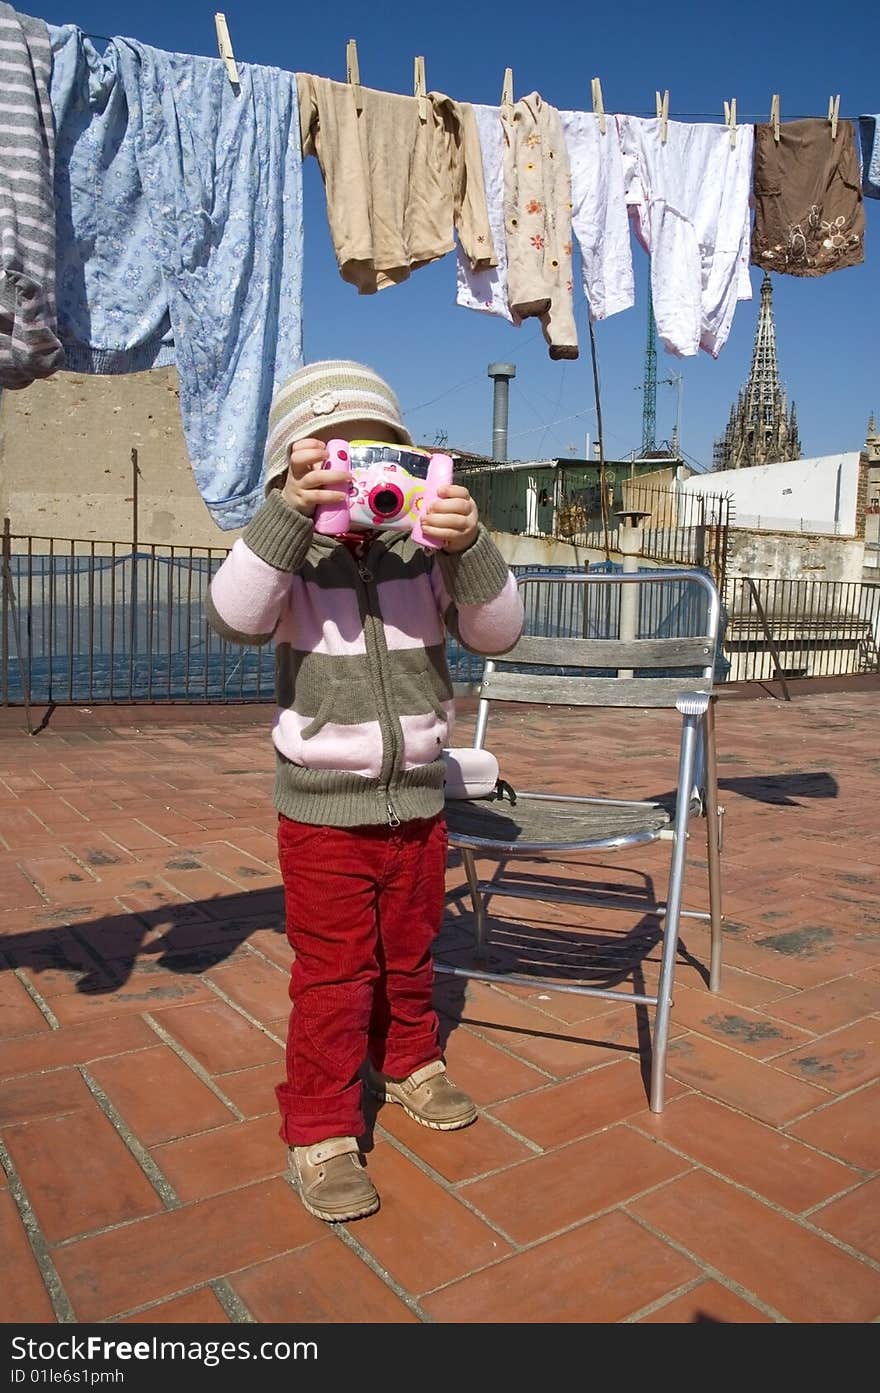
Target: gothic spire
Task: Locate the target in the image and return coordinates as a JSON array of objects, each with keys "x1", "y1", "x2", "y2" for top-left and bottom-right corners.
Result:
[{"x1": 713, "y1": 271, "x2": 801, "y2": 470}]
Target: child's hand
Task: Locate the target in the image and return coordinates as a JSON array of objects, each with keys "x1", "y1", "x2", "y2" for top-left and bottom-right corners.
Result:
[
  {"x1": 281, "y1": 438, "x2": 349, "y2": 517},
  {"x1": 420, "y1": 483, "x2": 479, "y2": 553}
]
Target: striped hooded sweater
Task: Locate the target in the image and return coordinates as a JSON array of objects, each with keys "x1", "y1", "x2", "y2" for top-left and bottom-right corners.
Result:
[{"x1": 206, "y1": 490, "x2": 524, "y2": 827}]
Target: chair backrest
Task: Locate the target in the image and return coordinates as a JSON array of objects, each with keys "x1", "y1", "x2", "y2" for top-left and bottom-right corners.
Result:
[{"x1": 475, "y1": 569, "x2": 721, "y2": 737}]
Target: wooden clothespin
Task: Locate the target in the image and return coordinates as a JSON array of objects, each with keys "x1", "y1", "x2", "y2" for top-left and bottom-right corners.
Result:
[
  {"x1": 501, "y1": 66, "x2": 514, "y2": 117},
  {"x1": 414, "y1": 55, "x2": 427, "y2": 122},
  {"x1": 828, "y1": 94, "x2": 840, "y2": 140},
  {"x1": 346, "y1": 38, "x2": 362, "y2": 114},
  {"x1": 724, "y1": 97, "x2": 737, "y2": 149},
  {"x1": 591, "y1": 77, "x2": 606, "y2": 135},
  {"x1": 656, "y1": 89, "x2": 669, "y2": 144},
  {"x1": 214, "y1": 12, "x2": 239, "y2": 85},
  {"x1": 770, "y1": 93, "x2": 780, "y2": 143}
]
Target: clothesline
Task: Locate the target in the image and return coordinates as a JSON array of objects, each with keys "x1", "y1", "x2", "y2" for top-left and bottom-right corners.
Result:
[
  {"x1": 1, "y1": 6, "x2": 876, "y2": 541},
  {"x1": 80, "y1": 32, "x2": 866, "y2": 126}
]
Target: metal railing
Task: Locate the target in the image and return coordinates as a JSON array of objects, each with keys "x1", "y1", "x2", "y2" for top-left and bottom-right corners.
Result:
[
  {"x1": 1, "y1": 534, "x2": 275, "y2": 705},
  {"x1": 723, "y1": 576, "x2": 880, "y2": 681},
  {"x1": 2, "y1": 528, "x2": 878, "y2": 708}
]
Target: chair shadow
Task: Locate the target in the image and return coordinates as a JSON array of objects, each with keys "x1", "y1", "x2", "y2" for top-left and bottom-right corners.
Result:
[
  {"x1": 0, "y1": 852, "x2": 706, "y2": 1115},
  {"x1": 648, "y1": 770, "x2": 838, "y2": 810},
  {"x1": 716, "y1": 771, "x2": 838, "y2": 807},
  {"x1": 435, "y1": 857, "x2": 710, "y2": 1101}
]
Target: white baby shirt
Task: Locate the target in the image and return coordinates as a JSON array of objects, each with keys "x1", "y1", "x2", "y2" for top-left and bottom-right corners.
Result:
[
  {"x1": 617, "y1": 114, "x2": 755, "y2": 357},
  {"x1": 558, "y1": 108, "x2": 634, "y2": 321}
]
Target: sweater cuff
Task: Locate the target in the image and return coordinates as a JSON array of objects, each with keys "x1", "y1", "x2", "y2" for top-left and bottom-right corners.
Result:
[
  {"x1": 436, "y1": 524, "x2": 512, "y2": 604},
  {"x1": 241, "y1": 490, "x2": 314, "y2": 572}
]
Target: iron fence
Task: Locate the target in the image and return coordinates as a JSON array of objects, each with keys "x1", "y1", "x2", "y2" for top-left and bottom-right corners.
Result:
[
  {"x1": 1, "y1": 536, "x2": 275, "y2": 705},
  {"x1": 723, "y1": 576, "x2": 880, "y2": 681},
  {"x1": 2, "y1": 530, "x2": 878, "y2": 708}
]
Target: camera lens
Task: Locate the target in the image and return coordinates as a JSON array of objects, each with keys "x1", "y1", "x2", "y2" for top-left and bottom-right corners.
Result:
[{"x1": 369, "y1": 485, "x2": 405, "y2": 518}]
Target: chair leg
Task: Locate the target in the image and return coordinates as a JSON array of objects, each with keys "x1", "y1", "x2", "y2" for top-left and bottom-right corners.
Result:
[
  {"x1": 461, "y1": 848, "x2": 489, "y2": 963},
  {"x1": 703, "y1": 701, "x2": 724, "y2": 993},
  {"x1": 651, "y1": 711, "x2": 701, "y2": 1113}
]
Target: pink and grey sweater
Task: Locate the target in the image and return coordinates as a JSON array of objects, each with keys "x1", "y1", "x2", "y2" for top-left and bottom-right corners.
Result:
[{"x1": 206, "y1": 490, "x2": 524, "y2": 827}]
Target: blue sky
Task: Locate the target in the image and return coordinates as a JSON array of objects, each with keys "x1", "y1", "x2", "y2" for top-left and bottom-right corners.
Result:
[{"x1": 26, "y1": 0, "x2": 880, "y2": 472}]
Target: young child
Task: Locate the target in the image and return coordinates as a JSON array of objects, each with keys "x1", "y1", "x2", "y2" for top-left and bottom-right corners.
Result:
[{"x1": 206, "y1": 361, "x2": 524, "y2": 1222}]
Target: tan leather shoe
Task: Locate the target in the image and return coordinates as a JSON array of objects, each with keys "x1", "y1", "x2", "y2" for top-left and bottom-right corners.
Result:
[
  {"x1": 367, "y1": 1059, "x2": 478, "y2": 1130},
  {"x1": 289, "y1": 1136, "x2": 379, "y2": 1222}
]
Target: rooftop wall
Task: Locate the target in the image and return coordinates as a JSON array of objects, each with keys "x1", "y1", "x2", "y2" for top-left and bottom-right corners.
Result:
[
  {"x1": 681, "y1": 452, "x2": 862, "y2": 535},
  {"x1": 0, "y1": 369, "x2": 240, "y2": 548}
]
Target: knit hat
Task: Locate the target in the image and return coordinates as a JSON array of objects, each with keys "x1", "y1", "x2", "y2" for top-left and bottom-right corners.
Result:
[{"x1": 263, "y1": 360, "x2": 412, "y2": 490}]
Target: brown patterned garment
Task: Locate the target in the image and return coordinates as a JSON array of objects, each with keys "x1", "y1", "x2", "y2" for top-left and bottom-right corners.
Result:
[
  {"x1": 501, "y1": 92, "x2": 578, "y2": 359},
  {"x1": 751, "y1": 118, "x2": 864, "y2": 276}
]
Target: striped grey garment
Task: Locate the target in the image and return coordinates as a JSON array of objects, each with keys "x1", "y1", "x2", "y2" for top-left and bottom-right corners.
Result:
[{"x1": 0, "y1": 3, "x2": 64, "y2": 388}]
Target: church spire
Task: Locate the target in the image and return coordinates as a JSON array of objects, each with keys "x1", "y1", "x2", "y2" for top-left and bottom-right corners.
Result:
[{"x1": 713, "y1": 271, "x2": 801, "y2": 470}]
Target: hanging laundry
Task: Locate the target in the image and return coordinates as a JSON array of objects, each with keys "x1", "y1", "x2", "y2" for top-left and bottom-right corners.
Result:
[
  {"x1": 0, "y1": 3, "x2": 65, "y2": 388},
  {"x1": 502, "y1": 92, "x2": 578, "y2": 360},
  {"x1": 297, "y1": 74, "x2": 496, "y2": 294},
  {"x1": 858, "y1": 116, "x2": 880, "y2": 200},
  {"x1": 47, "y1": 28, "x2": 304, "y2": 530},
  {"x1": 618, "y1": 115, "x2": 754, "y2": 359},
  {"x1": 558, "y1": 110, "x2": 634, "y2": 322},
  {"x1": 455, "y1": 105, "x2": 515, "y2": 322},
  {"x1": 456, "y1": 106, "x2": 634, "y2": 328},
  {"x1": 751, "y1": 119, "x2": 864, "y2": 276},
  {"x1": 49, "y1": 27, "x2": 174, "y2": 373}
]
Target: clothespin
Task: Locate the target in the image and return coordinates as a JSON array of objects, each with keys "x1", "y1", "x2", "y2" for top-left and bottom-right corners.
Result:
[
  {"x1": 414, "y1": 55, "x2": 427, "y2": 122},
  {"x1": 214, "y1": 12, "x2": 239, "y2": 85},
  {"x1": 656, "y1": 88, "x2": 669, "y2": 144},
  {"x1": 501, "y1": 66, "x2": 514, "y2": 117},
  {"x1": 346, "y1": 38, "x2": 362, "y2": 114},
  {"x1": 828, "y1": 93, "x2": 840, "y2": 140},
  {"x1": 770, "y1": 93, "x2": 780, "y2": 143},
  {"x1": 591, "y1": 77, "x2": 606, "y2": 135},
  {"x1": 724, "y1": 97, "x2": 737, "y2": 149}
]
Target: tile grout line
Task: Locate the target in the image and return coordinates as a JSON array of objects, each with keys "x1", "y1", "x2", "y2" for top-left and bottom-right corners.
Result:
[
  {"x1": 198, "y1": 977, "x2": 286, "y2": 1048},
  {"x1": 0, "y1": 1136, "x2": 76, "y2": 1323},
  {"x1": 374, "y1": 1125, "x2": 526, "y2": 1257},
  {"x1": 110, "y1": 1278, "x2": 259, "y2": 1324},
  {"x1": 622, "y1": 1133, "x2": 880, "y2": 1271},
  {"x1": 210, "y1": 1278, "x2": 257, "y2": 1323},
  {"x1": 8, "y1": 963, "x2": 62, "y2": 1029},
  {"x1": 328, "y1": 1210, "x2": 432, "y2": 1322},
  {"x1": 80, "y1": 1068, "x2": 181, "y2": 1209},
  {"x1": 142, "y1": 1011, "x2": 249, "y2": 1120},
  {"x1": 624, "y1": 1271, "x2": 783, "y2": 1323},
  {"x1": 623, "y1": 1203, "x2": 791, "y2": 1322}
]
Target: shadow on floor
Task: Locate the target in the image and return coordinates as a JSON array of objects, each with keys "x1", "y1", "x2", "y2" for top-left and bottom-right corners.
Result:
[{"x1": 716, "y1": 771, "x2": 838, "y2": 806}]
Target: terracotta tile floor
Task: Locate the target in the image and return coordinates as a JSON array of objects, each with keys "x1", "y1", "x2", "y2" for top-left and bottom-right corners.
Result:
[{"x1": 1, "y1": 688, "x2": 878, "y2": 1325}]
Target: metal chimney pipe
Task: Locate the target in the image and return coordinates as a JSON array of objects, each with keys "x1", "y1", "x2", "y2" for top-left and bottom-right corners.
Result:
[{"x1": 487, "y1": 362, "x2": 516, "y2": 460}]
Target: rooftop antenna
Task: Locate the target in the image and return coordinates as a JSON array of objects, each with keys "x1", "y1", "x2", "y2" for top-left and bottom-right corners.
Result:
[{"x1": 641, "y1": 293, "x2": 657, "y2": 455}]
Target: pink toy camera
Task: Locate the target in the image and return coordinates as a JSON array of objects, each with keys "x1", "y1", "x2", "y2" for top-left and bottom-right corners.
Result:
[{"x1": 314, "y1": 439, "x2": 454, "y2": 550}]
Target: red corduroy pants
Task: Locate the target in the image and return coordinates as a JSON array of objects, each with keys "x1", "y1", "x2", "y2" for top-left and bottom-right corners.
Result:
[{"x1": 275, "y1": 811, "x2": 448, "y2": 1147}]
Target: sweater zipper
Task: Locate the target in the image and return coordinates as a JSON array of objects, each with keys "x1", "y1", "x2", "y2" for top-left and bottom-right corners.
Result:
[{"x1": 353, "y1": 539, "x2": 401, "y2": 828}]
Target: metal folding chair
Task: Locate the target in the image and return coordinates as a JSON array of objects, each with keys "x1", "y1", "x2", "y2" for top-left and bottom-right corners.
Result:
[{"x1": 437, "y1": 568, "x2": 724, "y2": 1112}]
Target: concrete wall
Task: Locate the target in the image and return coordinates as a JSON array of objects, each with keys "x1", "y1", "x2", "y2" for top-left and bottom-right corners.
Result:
[
  {"x1": 682, "y1": 452, "x2": 862, "y2": 534},
  {"x1": 0, "y1": 369, "x2": 241, "y2": 549},
  {"x1": 725, "y1": 529, "x2": 865, "y2": 587}
]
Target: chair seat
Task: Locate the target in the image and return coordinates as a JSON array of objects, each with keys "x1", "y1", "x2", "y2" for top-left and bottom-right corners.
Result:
[{"x1": 444, "y1": 793, "x2": 691, "y2": 853}]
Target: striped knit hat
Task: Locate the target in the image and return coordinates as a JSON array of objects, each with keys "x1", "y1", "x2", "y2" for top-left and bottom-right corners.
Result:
[{"x1": 263, "y1": 360, "x2": 412, "y2": 490}]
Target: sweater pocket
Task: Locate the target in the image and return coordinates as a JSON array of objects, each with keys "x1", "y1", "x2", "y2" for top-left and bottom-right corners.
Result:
[
  {"x1": 273, "y1": 686, "x2": 384, "y2": 778},
  {"x1": 392, "y1": 655, "x2": 453, "y2": 770}
]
